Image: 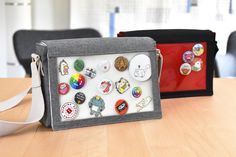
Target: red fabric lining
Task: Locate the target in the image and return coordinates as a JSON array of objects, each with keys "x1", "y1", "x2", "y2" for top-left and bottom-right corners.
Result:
[{"x1": 157, "y1": 42, "x2": 207, "y2": 92}]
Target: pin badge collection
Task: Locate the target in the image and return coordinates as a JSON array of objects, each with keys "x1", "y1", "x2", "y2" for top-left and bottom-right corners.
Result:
[
  {"x1": 180, "y1": 43, "x2": 204, "y2": 75},
  {"x1": 58, "y1": 54, "x2": 153, "y2": 121}
]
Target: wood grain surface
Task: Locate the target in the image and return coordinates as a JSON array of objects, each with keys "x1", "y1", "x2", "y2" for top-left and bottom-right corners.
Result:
[{"x1": 0, "y1": 78, "x2": 236, "y2": 157}]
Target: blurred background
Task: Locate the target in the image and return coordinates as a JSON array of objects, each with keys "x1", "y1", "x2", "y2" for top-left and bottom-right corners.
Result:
[{"x1": 0, "y1": 0, "x2": 235, "y2": 77}]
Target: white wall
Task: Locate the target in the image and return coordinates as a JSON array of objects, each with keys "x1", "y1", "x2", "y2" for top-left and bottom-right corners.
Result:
[
  {"x1": 1, "y1": 0, "x2": 235, "y2": 78},
  {"x1": 0, "y1": 0, "x2": 7, "y2": 77},
  {"x1": 1, "y1": 0, "x2": 70, "y2": 77},
  {"x1": 31, "y1": 0, "x2": 70, "y2": 29},
  {"x1": 31, "y1": 0, "x2": 54, "y2": 29},
  {"x1": 0, "y1": 1, "x2": 7, "y2": 77},
  {"x1": 70, "y1": 0, "x2": 109, "y2": 36},
  {"x1": 53, "y1": 0, "x2": 70, "y2": 29},
  {"x1": 70, "y1": 0, "x2": 188, "y2": 36},
  {"x1": 71, "y1": 0, "x2": 235, "y2": 54},
  {"x1": 5, "y1": 0, "x2": 31, "y2": 77}
]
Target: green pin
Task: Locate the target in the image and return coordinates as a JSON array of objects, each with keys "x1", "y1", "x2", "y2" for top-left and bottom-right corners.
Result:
[{"x1": 74, "y1": 59, "x2": 84, "y2": 72}]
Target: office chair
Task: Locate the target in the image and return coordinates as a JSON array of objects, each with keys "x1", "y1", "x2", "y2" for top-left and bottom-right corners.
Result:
[
  {"x1": 215, "y1": 54, "x2": 236, "y2": 77},
  {"x1": 13, "y1": 28, "x2": 102, "y2": 76},
  {"x1": 215, "y1": 31, "x2": 236, "y2": 77},
  {"x1": 227, "y1": 31, "x2": 236, "y2": 54}
]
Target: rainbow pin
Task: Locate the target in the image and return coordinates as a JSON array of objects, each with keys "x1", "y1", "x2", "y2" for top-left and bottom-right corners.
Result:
[
  {"x1": 132, "y1": 87, "x2": 142, "y2": 98},
  {"x1": 69, "y1": 73, "x2": 85, "y2": 90}
]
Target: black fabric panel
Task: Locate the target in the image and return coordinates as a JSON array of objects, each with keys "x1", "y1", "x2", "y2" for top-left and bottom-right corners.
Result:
[{"x1": 118, "y1": 29, "x2": 216, "y2": 43}]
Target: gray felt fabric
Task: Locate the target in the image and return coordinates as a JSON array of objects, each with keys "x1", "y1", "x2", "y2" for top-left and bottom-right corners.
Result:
[{"x1": 36, "y1": 37, "x2": 162, "y2": 130}]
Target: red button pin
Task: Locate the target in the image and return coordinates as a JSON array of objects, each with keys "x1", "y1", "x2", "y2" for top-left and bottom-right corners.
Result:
[{"x1": 115, "y1": 99, "x2": 128, "y2": 115}]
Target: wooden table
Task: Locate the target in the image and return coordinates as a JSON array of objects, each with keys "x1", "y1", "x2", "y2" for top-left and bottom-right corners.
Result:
[{"x1": 0, "y1": 78, "x2": 236, "y2": 157}]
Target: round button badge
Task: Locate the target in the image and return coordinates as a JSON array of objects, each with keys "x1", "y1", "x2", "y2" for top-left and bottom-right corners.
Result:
[
  {"x1": 183, "y1": 51, "x2": 195, "y2": 63},
  {"x1": 114, "y1": 56, "x2": 129, "y2": 72},
  {"x1": 192, "y1": 43, "x2": 204, "y2": 56},
  {"x1": 60, "y1": 102, "x2": 79, "y2": 120},
  {"x1": 129, "y1": 54, "x2": 152, "y2": 81},
  {"x1": 132, "y1": 87, "x2": 142, "y2": 98},
  {"x1": 180, "y1": 63, "x2": 191, "y2": 75},
  {"x1": 115, "y1": 99, "x2": 128, "y2": 115},
  {"x1": 58, "y1": 82, "x2": 69, "y2": 95},
  {"x1": 98, "y1": 79, "x2": 113, "y2": 95},
  {"x1": 191, "y1": 58, "x2": 203, "y2": 72},
  {"x1": 74, "y1": 92, "x2": 86, "y2": 104},
  {"x1": 98, "y1": 60, "x2": 110, "y2": 72},
  {"x1": 69, "y1": 73, "x2": 86, "y2": 89},
  {"x1": 74, "y1": 59, "x2": 85, "y2": 72}
]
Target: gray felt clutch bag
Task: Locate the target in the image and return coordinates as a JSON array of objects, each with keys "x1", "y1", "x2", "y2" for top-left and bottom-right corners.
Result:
[
  {"x1": 36, "y1": 37, "x2": 163, "y2": 131},
  {"x1": 0, "y1": 37, "x2": 162, "y2": 136}
]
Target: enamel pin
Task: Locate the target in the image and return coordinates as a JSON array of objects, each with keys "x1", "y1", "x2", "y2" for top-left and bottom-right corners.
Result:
[
  {"x1": 115, "y1": 77, "x2": 130, "y2": 94},
  {"x1": 88, "y1": 96, "x2": 105, "y2": 117},
  {"x1": 59, "y1": 59, "x2": 69, "y2": 75},
  {"x1": 84, "y1": 67, "x2": 96, "y2": 79},
  {"x1": 191, "y1": 58, "x2": 203, "y2": 72},
  {"x1": 136, "y1": 96, "x2": 152, "y2": 112}
]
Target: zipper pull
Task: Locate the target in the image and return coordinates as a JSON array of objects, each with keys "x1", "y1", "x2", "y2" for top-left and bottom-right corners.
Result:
[
  {"x1": 156, "y1": 49, "x2": 163, "y2": 83},
  {"x1": 31, "y1": 53, "x2": 44, "y2": 76},
  {"x1": 31, "y1": 53, "x2": 44, "y2": 89}
]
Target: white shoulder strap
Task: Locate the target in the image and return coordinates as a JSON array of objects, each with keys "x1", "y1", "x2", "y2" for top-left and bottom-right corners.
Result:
[{"x1": 0, "y1": 54, "x2": 45, "y2": 136}]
